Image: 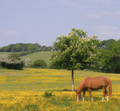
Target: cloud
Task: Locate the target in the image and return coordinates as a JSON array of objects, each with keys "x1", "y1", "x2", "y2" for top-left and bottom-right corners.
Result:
[
  {"x1": 94, "y1": 25, "x2": 120, "y2": 40},
  {"x1": 0, "y1": 30, "x2": 18, "y2": 38}
]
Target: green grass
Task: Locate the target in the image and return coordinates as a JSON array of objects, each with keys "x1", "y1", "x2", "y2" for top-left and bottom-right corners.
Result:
[
  {"x1": 0, "y1": 68, "x2": 120, "y2": 111},
  {"x1": 0, "y1": 52, "x2": 11, "y2": 55},
  {"x1": 0, "y1": 68, "x2": 120, "y2": 92},
  {"x1": 0, "y1": 51, "x2": 51, "y2": 66},
  {"x1": 21, "y1": 51, "x2": 51, "y2": 66}
]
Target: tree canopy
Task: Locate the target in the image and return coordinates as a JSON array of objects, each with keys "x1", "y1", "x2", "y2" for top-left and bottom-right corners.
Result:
[{"x1": 51, "y1": 28, "x2": 100, "y2": 70}]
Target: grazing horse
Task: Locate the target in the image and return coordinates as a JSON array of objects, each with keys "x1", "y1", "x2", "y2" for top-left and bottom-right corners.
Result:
[{"x1": 76, "y1": 76, "x2": 112, "y2": 102}]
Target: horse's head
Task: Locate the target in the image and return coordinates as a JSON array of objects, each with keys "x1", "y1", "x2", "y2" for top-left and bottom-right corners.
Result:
[{"x1": 76, "y1": 92, "x2": 81, "y2": 102}]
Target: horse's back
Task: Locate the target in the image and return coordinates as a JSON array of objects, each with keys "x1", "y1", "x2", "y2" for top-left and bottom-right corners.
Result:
[
  {"x1": 85, "y1": 76, "x2": 109, "y2": 81},
  {"x1": 83, "y1": 76, "x2": 109, "y2": 89}
]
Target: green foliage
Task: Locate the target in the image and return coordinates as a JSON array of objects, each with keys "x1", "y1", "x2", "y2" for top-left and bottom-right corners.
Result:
[
  {"x1": 50, "y1": 28, "x2": 100, "y2": 70},
  {"x1": 100, "y1": 39, "x2": 116, "y2": 49},
  {"x1": 43, "y1": 92, "x2": 54, "y2": 98},
  {"x1": 0, "y1": 53, "x2": 24, "y2": 70},
  {"x1": 31, "y1": 59, "x2": 47, "y2": 68},
  {"x1": 98, "y1": 40, "x2": 120, "y2": 73},
  {"x1": 0, "y1": 43, "x2": 52, "y2": 53}
]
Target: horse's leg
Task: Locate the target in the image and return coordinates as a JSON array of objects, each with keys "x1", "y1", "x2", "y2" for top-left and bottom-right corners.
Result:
[
  {"x1": 88, "y1": 88, "x2": 93, "y2": 101},
  {"x1": 82, "y1": 90, "x2": 86, "y2": 101},
  {"x1": 102, "y1": 87, "x2": 106, "y2": 101},
  {"x1": 105, "y1": 88, "x2": 108, "y2": 101}
]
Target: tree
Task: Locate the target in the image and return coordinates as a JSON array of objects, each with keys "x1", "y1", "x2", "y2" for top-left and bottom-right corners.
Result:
[
  {"x1": 99, "y1": 40, "x2": 120, "y2": 73},
  {"x1": 50, "y1": 28, "x2": 100, "y2": 91},
  {"x1": 98, "y1": 48, "x2": 113, "y2": 72},
  {"x1": 31, "y1": 59, "x2": 47, "y2": 68},
  {"x1": 100, "y1": 39, "x2": 116, "y2": 49}
]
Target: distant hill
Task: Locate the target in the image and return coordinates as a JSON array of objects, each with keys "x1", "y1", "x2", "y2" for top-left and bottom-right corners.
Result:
[
  {"x1": 21, "y1": 51, "x2": 51, "y2": 66},
  {"x1": 0, "y1": 43, "x2": 52, "y2": 52}
]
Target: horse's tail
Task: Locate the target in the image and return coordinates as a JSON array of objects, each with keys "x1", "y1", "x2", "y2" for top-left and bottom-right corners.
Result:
[{"x1": 108, "y1": 79, "x2": 112, "y2": 100}]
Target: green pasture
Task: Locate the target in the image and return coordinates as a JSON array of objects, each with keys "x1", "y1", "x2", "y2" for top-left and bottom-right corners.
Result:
[
  {"x1": 0, "y1": 52, "x2": 11, "y2": 55},
  {"x1": 21, "y1": 51, "x2": 51, "y2": 66},
  {"x1": 0, "y1": 51, "x2": 51, "y2": 66},
  {"x1": 0, "y1": 68, "x2": 120, "y2": 92},
  {"x1": 0, "y1": 68, "x2": 120, "y2": 110}
]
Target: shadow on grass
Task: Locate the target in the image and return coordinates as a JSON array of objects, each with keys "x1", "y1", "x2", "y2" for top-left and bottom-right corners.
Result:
[{"x1": 51, "y1": 89, "x2": 77, "y2": 92}]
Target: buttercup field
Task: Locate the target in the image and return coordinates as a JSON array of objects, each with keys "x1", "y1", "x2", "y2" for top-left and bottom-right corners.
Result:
[{"x1": 0, "y1": 68, "x2": 120, "y2": 111}]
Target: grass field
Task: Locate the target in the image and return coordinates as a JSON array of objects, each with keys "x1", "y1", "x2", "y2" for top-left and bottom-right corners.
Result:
[
  {"x1": 0, "y1": 51, "x2": 51, "y2": 66},
  {"x1": 0, "y1": 52, "x2": 11, "y2": 55},
  {"x1": 0, "y1": 68, "x2": 120, "y2": 111},
  {"x1": 21, "y1": 51, "x2": 51, "y2": 66}
]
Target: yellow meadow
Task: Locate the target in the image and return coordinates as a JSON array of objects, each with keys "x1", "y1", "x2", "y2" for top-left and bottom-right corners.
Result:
[{"x1": 0, "y1": 68, "x2": 120, "y2": 111}]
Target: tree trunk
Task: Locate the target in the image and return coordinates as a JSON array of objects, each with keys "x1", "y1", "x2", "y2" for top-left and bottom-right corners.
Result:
[{"x1": 72, "y1": 70, "x2": 74, "y2": 91}]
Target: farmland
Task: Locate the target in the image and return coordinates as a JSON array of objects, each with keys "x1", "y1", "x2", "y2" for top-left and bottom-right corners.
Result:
[{"x1": 0, "y1": 68, "x2": 120, "y2": 110}]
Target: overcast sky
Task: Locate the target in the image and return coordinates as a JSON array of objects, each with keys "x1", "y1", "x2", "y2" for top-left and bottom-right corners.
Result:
[{"x1": 0, "y1": 0, "x2": 120, "y2": 47}]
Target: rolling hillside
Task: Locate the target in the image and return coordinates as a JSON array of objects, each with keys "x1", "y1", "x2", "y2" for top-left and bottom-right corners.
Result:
[{"x1": 21, "y1": 51, "x2": 51, "y2": 66}]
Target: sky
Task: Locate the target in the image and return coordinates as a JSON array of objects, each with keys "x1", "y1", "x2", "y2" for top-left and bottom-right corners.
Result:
[{"x1": 0, "y1": 0, "x2": 120, "y2": 47}]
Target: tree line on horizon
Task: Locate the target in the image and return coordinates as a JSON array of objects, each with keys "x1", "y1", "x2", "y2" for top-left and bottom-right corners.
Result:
[
  {"x1": 0, "y1": 43, "x2": 52, "y2": 53},
  {"x1": 0, "y1": 39, "x2": 118, "y2": 53}
]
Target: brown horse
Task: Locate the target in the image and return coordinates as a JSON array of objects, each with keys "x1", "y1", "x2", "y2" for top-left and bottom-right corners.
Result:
[{"x1": 76, "y1": 76, "x2": 112, "y2": 102}]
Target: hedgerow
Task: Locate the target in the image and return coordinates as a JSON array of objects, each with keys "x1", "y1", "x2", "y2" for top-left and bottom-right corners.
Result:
[{"x1": 0, "y1": 53, "x2": 24, "y2": 70}]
